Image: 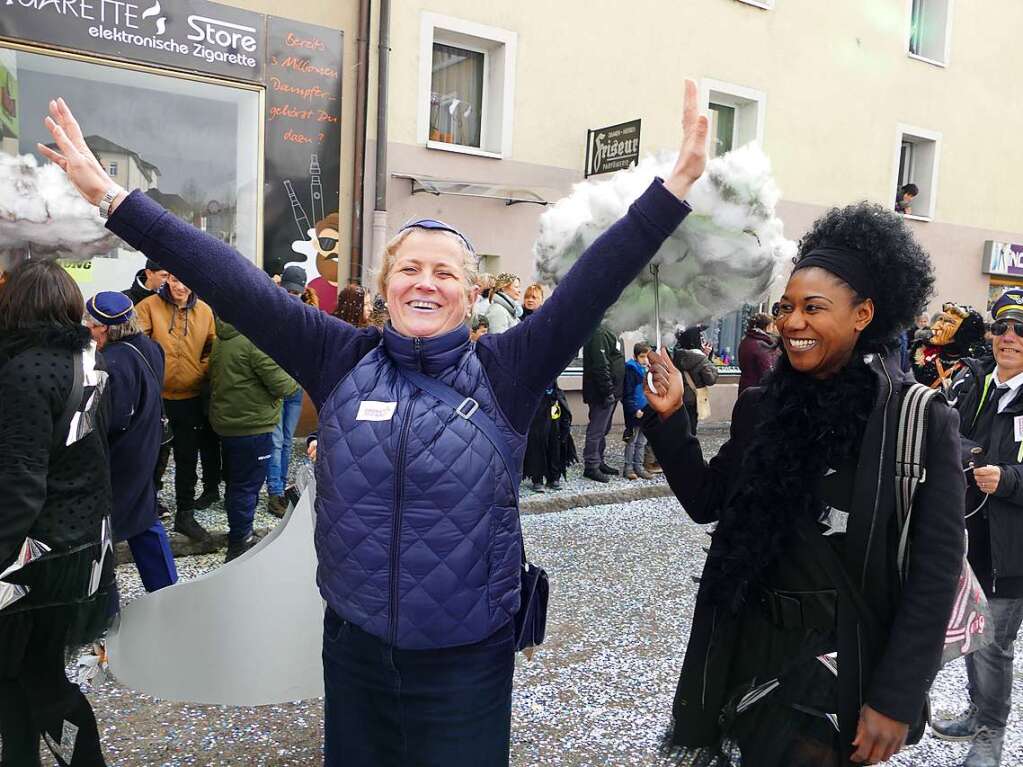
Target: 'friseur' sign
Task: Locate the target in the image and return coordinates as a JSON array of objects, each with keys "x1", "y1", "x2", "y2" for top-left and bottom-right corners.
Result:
[{"x1": 585, "y1": 119, "x2": 640, "y2": 178}]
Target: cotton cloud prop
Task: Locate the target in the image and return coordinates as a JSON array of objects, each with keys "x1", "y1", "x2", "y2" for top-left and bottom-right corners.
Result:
[
  {"x1": 533, "y1": 144, "x2": 796, "y2": 339},
  {"x1": 0, "y1": 154, "x2": 118, "y2": 259}
]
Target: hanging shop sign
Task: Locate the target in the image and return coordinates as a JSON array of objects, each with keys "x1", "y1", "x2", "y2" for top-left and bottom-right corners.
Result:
[
  {"x1": 983, "y1": 240, "x2": 1023, "y2": 278},
  {"x1": 585, "y1": 119, "x2": 641, "y2": 178},
  {"x1": 0, "y1": 0, "x2": 266, "y2": 81},
  {"x1": 262, "y1": 17, "x2": 342, "y2": 278}
]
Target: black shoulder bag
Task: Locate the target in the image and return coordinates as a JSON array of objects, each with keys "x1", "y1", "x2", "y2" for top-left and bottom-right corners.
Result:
[{"x1": 397, "y1": 366, "x2": 548, "y2": 654}]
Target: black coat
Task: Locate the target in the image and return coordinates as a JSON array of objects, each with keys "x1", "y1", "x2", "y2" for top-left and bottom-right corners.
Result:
[
  {"x1": 737, "y1": 327, "x2": 781, "y2": 394},
  {"x1": 582, "y1": 324, "x2": 624, "y2": 404},
  {"x1": 104, "y1": 333, "x2": 166, "y2": 541},
  {"x1": 643, "y1": 353, "x2": 964, "y2": 762},
  {"x1": 950, "y1": 357, "x2": 1023, "y2": 585}
]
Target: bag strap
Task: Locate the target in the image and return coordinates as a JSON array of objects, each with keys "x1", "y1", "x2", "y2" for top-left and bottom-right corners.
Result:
[
  {"x1": 122, "y1": 341, "x2": 161, "y2": 388},
  {"x1": 395, "y1": 366, "x2": 526, "y2": 564},
  {"x1": 54, "y1": 350, "x2": 85, "y2": 450},
  {"x1": 894, "y1": 383, "x2": 939, "y2": 578}
]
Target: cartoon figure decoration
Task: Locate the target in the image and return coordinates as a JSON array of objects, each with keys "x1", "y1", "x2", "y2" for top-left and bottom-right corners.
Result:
[
  {"x1": 911, "y1": 302, "x2": 987, "y2": 390},
  {"x1": 286, "y1": 211, "x2": 341, "y2": 314}
]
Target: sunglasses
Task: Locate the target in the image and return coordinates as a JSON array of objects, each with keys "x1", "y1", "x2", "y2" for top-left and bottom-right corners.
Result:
[
  {"x1": 317, "y1": 236, "x2": 339, "y2": 253},
  {"x1": 991, "y1": 319, "x2": 1023, "y2": 337}
]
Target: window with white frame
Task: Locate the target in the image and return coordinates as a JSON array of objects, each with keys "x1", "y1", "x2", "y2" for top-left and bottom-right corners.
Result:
[
  {"x1": 703, "y1": 79, "x2": 766, "y2": 159},
  {"x1": 108, "y1": 161, "x2": 118, "y2": 177},
  {"x1": 908, "y1": 0, "x2": 953, "y2": 65},
  {"x1": 893, "y1": 126, "x2": 941, "y2": 220},
  {"x1": 419, "y1": 13, "x2": 517, "y2": 158}
]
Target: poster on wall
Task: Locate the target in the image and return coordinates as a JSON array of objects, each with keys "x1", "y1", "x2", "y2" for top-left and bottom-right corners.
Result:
[{"x1": 262, "y1": 18, "x2": 343, "y2": 298}]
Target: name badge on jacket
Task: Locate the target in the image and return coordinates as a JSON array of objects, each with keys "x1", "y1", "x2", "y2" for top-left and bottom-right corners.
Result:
[
  {"x1": 1014, "y1": 415, "x2": 1023, "y2": 443},
  {"x1": 356, "y1": 401, "x2": 398, "y2": 421}
]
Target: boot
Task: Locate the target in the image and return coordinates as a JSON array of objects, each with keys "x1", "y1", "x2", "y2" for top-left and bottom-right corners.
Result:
[
  {"x1": 267, "y1": 495, "x2": 288, "y2": 518},
  {"x1": 546, "y1": 478, "x2": 562, "y2": 491},
  {"x1": 174, "y1": 509, "x2": 210, "y2": 542},
  {"x1": 624, "y1": 467, "x2": 639, "y2": 480},
  {"x1": 598, "y1": 462, "x2": 619, "y2": 476},
  {"x1": 530, "y1": 480, "x2": 546, "y2": 493},
  {"x1": 225, "y1": 532, "x2": 260, "y2": 563},
  {"x1": 634, "y1": 466, "x2": 655, "y2": 480},
  {"x1": 964, "y1": 726, "x2": 1004, "y2": 767},
  {"x1": 643, "y1": 460, "x2": 663, "y2": 474},
  {"x1": 931, "y1": 703, "x2": 980, "y2": 742},
  {"x1": 583, "y1": 466, "x2": 610, "y2": 483}
]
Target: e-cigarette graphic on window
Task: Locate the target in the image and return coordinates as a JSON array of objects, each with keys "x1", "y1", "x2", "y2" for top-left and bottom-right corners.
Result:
[
  {"x1": 283, "y1": 179, "x2": 312, "y2": 239},
  {"x1": 310, "y1": 155, "x2": 324, "y2": 225}
]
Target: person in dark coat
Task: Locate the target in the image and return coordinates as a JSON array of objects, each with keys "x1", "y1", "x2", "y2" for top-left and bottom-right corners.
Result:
[
  {"x1": 738, "y1": 312, "x2": 781, "y2": 393},
  {"x1": 122, "y1": 258, "x2": 168, "y2": 305},
  {"x1": 931, "y1": 290, "x2": 1023, "y2": 766},
  {"x1": 672, "y1": 326, "x2": 718, "y2": 434},
  {"x1": 582, "y1": 320, "x2": 625, "y2": 482},
  {"x1": 84, "y1": 291, "x2": 178, "y2": 592},
  {"x1": 643, "y1": 203, "x2": 964, "y2": 766},
  {"x1": 0, "y1": 260, "x2": 117, "y2": 766},
  {"x1": 522, "y1": 385, "x2": 577, "y2": 492},
  {"x1": 44, "y1": 85, "x2": 709, "y2": 767}
]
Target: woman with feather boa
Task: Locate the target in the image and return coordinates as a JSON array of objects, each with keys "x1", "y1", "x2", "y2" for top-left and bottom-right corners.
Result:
[{"x1": 643, "y1": 207, "x2": 965, "y2": 766}]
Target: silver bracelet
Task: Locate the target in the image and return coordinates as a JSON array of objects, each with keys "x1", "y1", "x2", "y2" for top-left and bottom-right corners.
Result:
[{"x1": 99, "y1": 186, "x2": 125, "y2": 219}]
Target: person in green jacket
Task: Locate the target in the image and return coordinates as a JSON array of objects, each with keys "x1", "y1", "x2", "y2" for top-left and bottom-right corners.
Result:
[{"x1": 209, "y1": 318, "x2": 299, "y2": 562}]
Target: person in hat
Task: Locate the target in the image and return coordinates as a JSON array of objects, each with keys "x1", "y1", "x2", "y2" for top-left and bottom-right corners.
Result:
[
  {"x1": 122, "y1": 258, "x2": 168, "y2": 305},
  {"x1": 931, "y1": 289, "x2": 1023, "y2": 767},
  {"x1": 265, "y1": 265, "x2": 311, "y2": 517},
  {"x1": 84, "y1": 291, "x2": 178, "y2": 591},
  {"x1": 44, "y1": 82, "x2": 708, "y2": 766}
]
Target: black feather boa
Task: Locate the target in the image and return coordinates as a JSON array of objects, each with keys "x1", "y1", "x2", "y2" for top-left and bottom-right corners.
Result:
[{"x1": 702, "y1": 353, "x2": 878, "y2": 613}]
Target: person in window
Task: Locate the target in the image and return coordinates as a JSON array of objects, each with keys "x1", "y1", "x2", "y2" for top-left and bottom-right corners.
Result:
[
  {"x1": 737, "y1": 312, "x2": 781, "y2": 394},
  {"x1": 932, "y1": 290, "x2": 1023, "y2": 767},
  {"x1": 895, "y1": 183, "x2": 918, "y2": 215},
  {"x1": 122, "y1": 258, "x2": 168, "y2": 305},
  {"x1": 41, "y1": 85, "x2": 708, "y2": 766},
  {"x1": 84, "y1": 291, "x2": 178, "y2": 592},
  {"x1": 484, "y1": 272, "x2": 522, "y2": 334},
  {"x1": 672, "y1": 325, "x2": 718, "y2": 434},
  {"x1": 642, "y1": 203, "x2": 964, "y2": 767},
  {"x1": 0, "y1": 260, "x2": 117, "y2": 767}
]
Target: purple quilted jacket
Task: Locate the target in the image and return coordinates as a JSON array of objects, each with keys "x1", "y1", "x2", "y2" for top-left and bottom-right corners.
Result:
[{"x1": 106, "y1": 180, "x2": 690, "y2": 648}]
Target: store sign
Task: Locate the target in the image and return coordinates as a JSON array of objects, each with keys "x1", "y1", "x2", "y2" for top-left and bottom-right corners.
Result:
[
  {"x1": 0, "y1": 0, "x2": 265, "y2": 80},
  {"x1": 585, "y1": 119, "x2": 641, "y2": 177},
  {"x1": 983, "y1": 240, "x2": 1023, "y2": 277}
]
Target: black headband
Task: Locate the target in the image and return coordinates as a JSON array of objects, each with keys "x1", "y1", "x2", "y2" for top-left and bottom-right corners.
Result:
[{"x1": 793, "y1": 246, "x2": 877, "y2": 301}]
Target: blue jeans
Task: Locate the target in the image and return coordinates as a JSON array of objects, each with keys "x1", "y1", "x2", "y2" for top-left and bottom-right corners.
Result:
[
  {"x1": 266, "y1": 389, "x2": 303, "y2": 497},
  {"x1": 322, "y1": 609, "x2": 515, "y2": 767},
  {"x1": 966, "y1": 596, "x2": 1023, "y2": 729},
  {"x1": 220, "y1": 433, "x2": 273, "y2": 543}
]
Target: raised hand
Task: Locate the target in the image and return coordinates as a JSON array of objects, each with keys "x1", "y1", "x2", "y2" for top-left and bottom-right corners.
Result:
[
  {"x1": 37, "y1": 98, "x2": 118, "y2": 207},
  {"x1": 644, "y1": 348, "x2": 685, "y2": 419},
  {"x1": 663, "y1": 79, "x2": 709, "y2": 201}
]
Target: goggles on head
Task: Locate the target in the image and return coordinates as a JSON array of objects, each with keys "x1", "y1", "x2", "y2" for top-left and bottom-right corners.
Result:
[{"x1": 397, "y1": 218, "x2": 476, "y2": 255}]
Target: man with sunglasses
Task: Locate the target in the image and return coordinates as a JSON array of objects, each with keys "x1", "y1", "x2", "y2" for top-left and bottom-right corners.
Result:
[
  {"x1": 308, "y1": 213, "x2": 341, "y2": 314},
  {"x1": 935, "y1": 290, "x2": 1023, "y2": 767}
]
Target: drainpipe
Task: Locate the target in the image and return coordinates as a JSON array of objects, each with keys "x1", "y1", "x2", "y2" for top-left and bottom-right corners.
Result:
[
  {"x1": 348, "y1": 0, "x2": 371, "y2": 286},
  {"x1": 371, "y1": 0, "x2": 391, "y2": 272}
]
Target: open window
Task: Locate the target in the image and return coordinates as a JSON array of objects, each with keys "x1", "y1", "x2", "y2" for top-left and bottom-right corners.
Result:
[
  {"x1": 893, "y1": 125, "x2": 942, "y2": 221},
  {"x1": 702, "y1": 79, "x2": 766, "y2": 159},
  {"x1": 418, "y1": 13, "x2": 517, "y2": 159},
  {"x1": 908, "y1": 0, "x2": 953, "y2": 66}
]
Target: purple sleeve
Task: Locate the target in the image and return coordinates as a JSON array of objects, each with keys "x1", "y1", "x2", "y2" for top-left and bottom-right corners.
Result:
[
  {"x1": 105, "y1": 191, "x2": 379, "y2": 407},
  {"x1": 477, "y1": 179, "x2": 690, "y2": 432}
]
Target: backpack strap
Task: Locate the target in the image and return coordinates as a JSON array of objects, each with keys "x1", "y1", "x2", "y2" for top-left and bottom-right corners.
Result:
[
  {"x1": 54, "y1": 350, "x2": 85, "y2": 450},
  {"x1": 894, "y1": 382, "x2": 940, "y2": 578}
]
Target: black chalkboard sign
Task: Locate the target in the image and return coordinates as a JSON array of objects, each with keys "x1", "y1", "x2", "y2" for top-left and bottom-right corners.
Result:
[{"x1": 262, "y1": 18, "x2": 343, "y2": 280}]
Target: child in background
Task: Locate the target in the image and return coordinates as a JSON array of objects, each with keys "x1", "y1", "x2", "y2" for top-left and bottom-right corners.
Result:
[{"x1": 622, "y1": 342, "x2": 653, "y2": 480}]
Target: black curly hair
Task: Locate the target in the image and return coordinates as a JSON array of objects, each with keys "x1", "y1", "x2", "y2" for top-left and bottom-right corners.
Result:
[{"x1": 794, "y1": 201, "x2": 935, "y2": 352}]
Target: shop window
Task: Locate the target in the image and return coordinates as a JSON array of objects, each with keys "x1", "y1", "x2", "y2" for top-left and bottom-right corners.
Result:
[
  {"x1": 893, "y1": 125, "x2": 941, "y2": 220},
  {"x1": 703, "y1": 79, "x2": 766, "y2": 159},
  {"x1": 1, "y1": 45, "x2": 260, "y2": 296},
  {"x1": 418, "y1": 13, "x2": 517, "y2": 158},
  {"x1": 908, "y1": 0, "x2": 953, "y2": 66}
]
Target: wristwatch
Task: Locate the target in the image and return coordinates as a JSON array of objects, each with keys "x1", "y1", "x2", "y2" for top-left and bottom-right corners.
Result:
[{"x1": 98, "y1": 185, "x2": 125, "y2": 219}]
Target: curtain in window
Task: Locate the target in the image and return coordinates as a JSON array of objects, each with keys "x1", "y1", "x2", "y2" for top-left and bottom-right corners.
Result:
[{"x1": 430, "y1": 43, "x2": 484, "y2": 148}]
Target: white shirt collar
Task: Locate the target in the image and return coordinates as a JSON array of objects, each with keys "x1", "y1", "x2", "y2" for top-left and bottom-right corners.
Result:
[{"x1": 992, "y1": 366, "x2": 1023, "y2": 411}]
